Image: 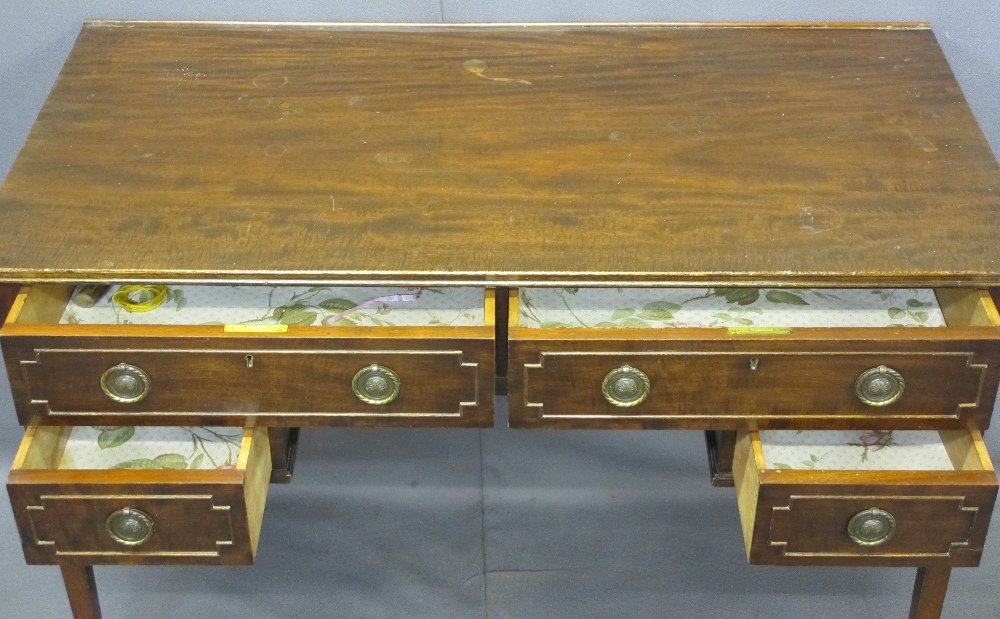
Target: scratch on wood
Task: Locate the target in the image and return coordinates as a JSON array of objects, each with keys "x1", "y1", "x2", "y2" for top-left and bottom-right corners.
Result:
[
  {"x1": 908, "y1": 133, "x2": 939, "y2": 152},
  {"x1": 375, "y1": 153, "x2": 413, "y2": 164},
  {"x1": 668, "y1": 121, "x2": 704, "y2": 141},
  {"x1": 463, "y1": 59, "x2": 532, "y2": 86}
]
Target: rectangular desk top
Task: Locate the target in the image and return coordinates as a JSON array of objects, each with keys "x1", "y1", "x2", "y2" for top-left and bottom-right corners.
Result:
[{"x1": 1, "y1": 21, "x2": 999, "y2": 287}]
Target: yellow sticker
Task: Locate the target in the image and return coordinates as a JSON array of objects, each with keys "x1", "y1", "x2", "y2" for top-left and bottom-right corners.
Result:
[
  {"x1": 224, "y1": 324, "x2": 288, "y2": 333},
  {"x1": 727, "y1": 327, "x2": 794, "y2": 336}
]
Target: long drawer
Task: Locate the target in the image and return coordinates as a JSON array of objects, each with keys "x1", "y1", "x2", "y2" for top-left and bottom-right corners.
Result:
[
  {"x1": 7, "y1": 424, "x2": 270, "y2": 565},
  {"x1": 2, "y1": 285, "x2": 495, "y2": 427},
  {"x1": 508, "y1": 287, "x2": 1000, "y2": 430},
  {"x1": 732, "y1": 425, "x2": 998, "y2": 567}
]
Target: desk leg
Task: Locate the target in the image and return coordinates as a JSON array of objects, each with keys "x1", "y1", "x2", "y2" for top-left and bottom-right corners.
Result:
[
  {"x1": 494, "y1": 286, "x2": 509, "y2": 395},
  {"x1": 268, "y1": 427, "x2": 300, "y2": 483},
  {"x1": 0, "y1": 284, "x2": 18, "y2": 323},
  {"x1": 909, "y1": 567, "x2": 951, "y2": 619},
  {"x1": 704, "y1": 430, "x2": 738, "y2": 487},
  {"x1": 60, "y1": 565, "x2": 102, "y2": 619}
]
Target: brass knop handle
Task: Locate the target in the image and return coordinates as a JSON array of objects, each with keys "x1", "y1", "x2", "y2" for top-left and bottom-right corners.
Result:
[
  {"x1": 854, "y1": 365, "x2": 904, "y2": 407},
  {"x1": 602, "y1": 365, "x2": 650, "y2": 407},
  {"x1": 352, "y1": 364, "x2": 401, "y2": 405},
  {"x1": 106, "y1": 507, "x2": 155, "y2": 546},
  {"x1": 101, "y1": 363, "x2": 151, "y2": 403},
  {"x1": 847, "y1": 507, "x2": 896, "y2": 546}
]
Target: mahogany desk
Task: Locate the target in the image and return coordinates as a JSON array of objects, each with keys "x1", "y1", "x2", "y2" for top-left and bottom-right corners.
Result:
[{"x1": 2, "y1": 21, "x2": 1000, "y2": 619}]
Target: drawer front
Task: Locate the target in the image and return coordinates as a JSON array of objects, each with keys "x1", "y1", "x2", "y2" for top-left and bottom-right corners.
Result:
[
  {"x1": 4, "y1": 336, "x2": 494, "y2": 427},
  {"x1": 8, "y1": 483, "x2": 256, "y2": 565},
  {"x1": 508, "y1": 339, "x2": 1000, "y2": 430},
  {"x1": 748, "y1": 487, "x2": 996, "y2": 567},
  {"x1": 7, "y1": 426, "x2": 271, "y2": 566}
]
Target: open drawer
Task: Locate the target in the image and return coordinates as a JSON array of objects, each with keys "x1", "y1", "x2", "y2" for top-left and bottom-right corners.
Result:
[
  {"x1": 508, "y1": 287, "x2": 1000, "y2": 429},
  {"x1": 1, "y1": 284, "x2": 495, "y2": 427},
  {"x1": 733, "y1": 425, "x2": 998, "y2": 567},
  {"x1": 7, "y1": 425, "x2": 270, "y2": 565}
]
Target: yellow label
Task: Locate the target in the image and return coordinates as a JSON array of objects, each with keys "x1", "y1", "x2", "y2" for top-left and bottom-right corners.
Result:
[
  {"x1": 224, "y1": 324, "x2": 289, "y2": 333},
  {"x1": 726, "y1": 327, "x2": 794, "y2": 336}
]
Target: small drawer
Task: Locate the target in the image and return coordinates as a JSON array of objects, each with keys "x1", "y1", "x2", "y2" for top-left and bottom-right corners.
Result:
[
  {"x1": 2, "y1": 284, "x2": 495, "y2": 427},
  {"x1": 508, "y1": 287, "x2": 1000, "y2": 429},
  {"x1": 733, "y1": 426, "x2": 998, "y2": 567},
  {"x1": 7, "y1": 424, "x2": 271, "y2": 565}
]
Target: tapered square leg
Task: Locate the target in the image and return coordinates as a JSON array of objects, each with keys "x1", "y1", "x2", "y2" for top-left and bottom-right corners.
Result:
[
  {"x1": 60, "y1": 565, "x2": 101, "y2": 619},
  {"x1": 909, "y1": 567, "x2": 951, "y2": 619}
]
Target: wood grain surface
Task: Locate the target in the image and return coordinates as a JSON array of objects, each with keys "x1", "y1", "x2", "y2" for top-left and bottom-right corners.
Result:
[{"x1": 1, "y1": 22, "x2": 999, "y2": 286}]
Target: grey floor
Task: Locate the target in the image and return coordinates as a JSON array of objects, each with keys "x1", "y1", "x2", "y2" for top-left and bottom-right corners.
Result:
[{"x1": 2, "y1": 2, "x2": 1000, "y2": 618}]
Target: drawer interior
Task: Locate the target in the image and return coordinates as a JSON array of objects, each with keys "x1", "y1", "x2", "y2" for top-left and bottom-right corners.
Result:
[
  {"x1": 14, "y1": 425, "x2": 250, "y2": 471},
  {"x1": 754, "y1": 428, "x2": 992, "y2": 472},
  {"x1": 515, "y1": 287, "x2": 1000, "y2": 329},
  {"x1": 8, "y1": 284, "x2": 493, "y2": 328}
]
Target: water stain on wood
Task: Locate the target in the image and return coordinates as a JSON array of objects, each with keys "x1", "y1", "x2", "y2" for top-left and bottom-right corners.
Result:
[
  {"x1": 252, "y1": 73, "x2": 288, "y2": 89},
  {"x1": 798, "y1": 206, "x2": 843, "y2": 234}
]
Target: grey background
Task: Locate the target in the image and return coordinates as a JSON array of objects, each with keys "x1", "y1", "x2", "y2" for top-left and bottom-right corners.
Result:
[{"x1": 1, "y1": 2, "x2": 999, "y2": 618}]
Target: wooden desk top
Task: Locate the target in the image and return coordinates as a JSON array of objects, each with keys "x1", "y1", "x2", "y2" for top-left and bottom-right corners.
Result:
[{"x1": 1, "y1": 21, "x2": 999, "y2": 287}]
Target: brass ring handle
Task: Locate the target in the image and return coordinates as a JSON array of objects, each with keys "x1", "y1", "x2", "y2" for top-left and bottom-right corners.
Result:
[
  {"x1": 106, "y1": 508, "x2": 155, "y2": 546},
  {"x1": 847, "y1": 507, "x2": 896, "y2": 546},
  {"x1": 854, "y1": 365, "x2": 904, "y2": 407},
  {"x1": 101, "y1": 363, "x2": 151, "y2": 403},
  {"x1": 352, "y1": 364, "x2": 401, "y2": 405},
  {"x1": 601, "y1": 365, "x2": 651, "y2": 407}
]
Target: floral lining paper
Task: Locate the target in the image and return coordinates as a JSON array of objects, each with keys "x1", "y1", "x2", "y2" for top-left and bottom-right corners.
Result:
[
  {"x1": 57, "y1": 427, "x2": 956, "y2": 472},
  {"x1": 57, "y1": 426, "x2": 245, "y2": 470},
  {"x1": 758, "y1": 430, "x2": 956, "y2": 471},
  {"x1": 519, "y1": 288, "x2": 946, "y2": 329},
  {"x1": 60, "y1": 286, "x2": 485, "y2": 327}
]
